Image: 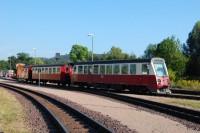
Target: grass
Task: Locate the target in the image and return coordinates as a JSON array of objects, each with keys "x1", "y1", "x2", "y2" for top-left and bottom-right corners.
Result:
[
  {"x1": 0, "y1": 88, "x2": 29, "y2": 133},
  {"x1": 175, "y1": 80, "x2": 200, "y2": 91},
  {"x1": 165, "y1": 99, "x2": 200, "y2": 110}
]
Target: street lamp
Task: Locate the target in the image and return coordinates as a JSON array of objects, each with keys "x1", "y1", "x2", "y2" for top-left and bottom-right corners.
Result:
[
  {"x1": 32, "y1": 48, "x2": 37, "y2": 65},
  {"x1": 88, "y1": 33, "x2": 94, "y2": 61}
]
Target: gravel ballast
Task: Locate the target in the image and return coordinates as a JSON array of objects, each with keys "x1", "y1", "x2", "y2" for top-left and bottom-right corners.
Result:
[{"x1": 1, "y1": 79, "x2": 200, "y2": 133}]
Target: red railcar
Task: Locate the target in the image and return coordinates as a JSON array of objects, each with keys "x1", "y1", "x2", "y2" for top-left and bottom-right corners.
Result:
[
  {"x1": 71, "y1": 58, "x2": 171, "y2": 93},
  {"x1": 22, "y1": 64, "x2": 72, "y2": 85}
]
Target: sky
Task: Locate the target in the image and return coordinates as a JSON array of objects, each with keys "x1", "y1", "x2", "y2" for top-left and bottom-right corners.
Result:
[{"x1": 0, "y1": 0, "x2": 199, "y2": 60}]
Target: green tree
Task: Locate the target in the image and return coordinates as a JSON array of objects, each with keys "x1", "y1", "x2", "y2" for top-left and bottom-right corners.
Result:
[
  {"x1": 143, "y1": 44, "x2": 157, "y2": 58},
  {"x1": 29, "y1": 58, "x2": 45, "y2": 65},
  {"x1": 156, "y1": 36, "x2": 187, "y2": 77},
  {"x1": 105, "y1": 46, "x2": 130, "y2": 60},
  {"x1": 8, "y1": 56, "x2": 17, "y2": 70},
  {"x1": 17, "y1": 52, "x2": 32, "y2": 64},
  {"x1": 184, "y1": 21, "x2": 200, "y2": 76},
  {"x1": 0, "y1": 60, "x2": 9, "y2": 70},
  {"x1": 69, "y1": 44, "x2": 89, "y2": 62}
]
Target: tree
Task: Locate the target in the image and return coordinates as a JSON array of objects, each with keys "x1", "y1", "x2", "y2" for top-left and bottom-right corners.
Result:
[
  {"x1": 184, "y1": 21, "x2": 200, "y2": 76},
  {"x1": 17, "y1": 52, "x2": 32, "y2": 64},
  {"x1": 143, "y1": 44, "x2": 157, "y2": 58},
  {"x1": 29, "y1": 58, "x2": 45, "y2": 65},
  {"x1": 105, "y1": 46, "x2": 130, "y2": 60},
  {"x1": 0, "y1": 60, "x2": 9, "y2": 70},
  {"x1": 69, "y1": 44, "x2": 89, "y2": 62},
  {"x1": 155, "y1": 36, "x2": 187, "y2": 77}
]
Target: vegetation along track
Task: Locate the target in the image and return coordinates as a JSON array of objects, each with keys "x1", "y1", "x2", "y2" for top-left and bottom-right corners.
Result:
[{"x1": 0, "y1": 83, "x2": 111, "y2": 133}]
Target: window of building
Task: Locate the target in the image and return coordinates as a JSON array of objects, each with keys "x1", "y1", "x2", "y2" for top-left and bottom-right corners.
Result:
[
  {"x1": 113, "y1": 64, "x2": 120, "y2": 74},
  {"x1": 93, "y1": 65, "x2": 99, "y2": 74},
  {"x1": 130, "y1": 64, "x2": 136, "y2": 75},
  {"x1": 142, "y1": 64, "x2": 149, "y2": 75},
  {"x1": 100, "y1": 65, "x2": 105, "y2": 74},
  {"x1": 106, "y1": 65, "x2": 112, "y2": 74},
  {"x1": 78, "y1": 65, "x2": 83, "y2": 74},
  {"x1": 121, "y1": 64, "x2": 128, "y2": 74}
]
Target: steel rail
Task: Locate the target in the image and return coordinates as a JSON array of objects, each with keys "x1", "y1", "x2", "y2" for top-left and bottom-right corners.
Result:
[{"x1": 0, "y1": 83, "x2": 112, "y2": 133}]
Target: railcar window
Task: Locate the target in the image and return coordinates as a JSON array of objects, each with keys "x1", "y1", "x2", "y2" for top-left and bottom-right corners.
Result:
[
  {"x1": 73, "y1": 66, "x2": 77, "y2": 73},
  {"x1": 53, "y1": 68, "x2": 56, "y2": 73},
  {"x1": 45, "y1": 68, "x2": 48, "y2": 73},
  {"x1": 35, "y1": 68, "x2": 38, "y2": 74},
  {"x1": 142, "y1": 64, "x2": 149, "y2": 75},
  {"x1": 57, "y1": 68, "x2": 60, "y2": 73},
  {"x1": 88, "y1": 65, "x2": 93, "y2": 74},
  {"x1": 78, "y1": 66, "x2": 83, "y2": 74},
  {"x1": 100, "y1": 65, "x2": 105, "y2": 74},
  {"x1": 106, "y1": 65, "x2": 112, "y2": 74},
  {"x1": 121, "y1": 64, "x2": 128, "y2": 74},
  {"x1": 113, "y1": 64, "x2": 120, "y2": 74},
  {"x1": 84, "y1": 65, "x2": 88, "y2": 74},
  {"x1": 130, "y1": 64, "x2": 136, "y2": 75},
  {"x1": 93, "y1": 65, "x2": 99, "y2": 74},
  {"x1": 49, "y1": 68, "x2": 52, "y2": 74},
  {"x1": 153, "y1": 63, "x2": 167, "y2": 76}
]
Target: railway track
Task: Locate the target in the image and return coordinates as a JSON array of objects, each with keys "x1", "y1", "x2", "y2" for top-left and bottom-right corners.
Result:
[
  {"x1": 1, "y1": 79, "x2": 200, "y2": 124},
  {"x1": 0, "y1": 83, "x2": 111, "y2": 133},
  {"x1": 68, "y1": 87, "x2": 200, "y2": 124}
]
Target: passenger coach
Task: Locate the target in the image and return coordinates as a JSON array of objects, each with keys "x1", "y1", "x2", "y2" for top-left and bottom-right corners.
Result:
[
  {"x1": 18, "y1": 64, "x2": 72, "y2": 86},
  {"x1": 72, "y1": 58, "x2": 171, "y2": 93}
]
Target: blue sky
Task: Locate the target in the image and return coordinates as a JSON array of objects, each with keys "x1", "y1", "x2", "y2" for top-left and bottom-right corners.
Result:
[{"x1": 0, "y1": 0, "x2": 199, "y2": 60}]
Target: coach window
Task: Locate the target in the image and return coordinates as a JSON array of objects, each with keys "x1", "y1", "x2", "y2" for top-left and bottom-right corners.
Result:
[
  {"x1": 130, "y1": 64, "x2": 136, "y2": 75},
  {"x1": 100, "y1": 65, "x2": 105, "y2": 74},
  {"x1": 113, "y1": 64, "x2": 120, "y2": 75},
  {"x1": 42, "y1": 68, "x2": 44, "y2": 73},
  {"x1": 57, "y1": 68, "x2": 60, "y2": 73},
  {"x1": 73, "y1": 66, "x2": 77, "y2": 73},
  {"x1": 35, "y1": 68, "x2": 38, "y2": 74},
  {"x1": 106, "y1": 64, "x2": 112, "y2": 74},
  {"x1": 49, "y1": 68, "x2": 52, "y2": 74},
  {"x1": 45, "y1": 68, "x2": 48, "y2": 73},
  {"x1": 78, "y1": 65, "x2": 83, "y2": 74},
  {"x1": 53, "y1": 68, "x2": 56, "y2": 73},
  {"x1": 84, "y1": 65, "x2": 88, "y2": 74},
  {"x1": 142, "y1": 64, "x2": 149, "y2": 75},
  {"x1": 121, "y1": 64, "x2": 128, "y2": 75},
  {"x1": 93, "y1": 65, "x2": 99, "y2": 74}
]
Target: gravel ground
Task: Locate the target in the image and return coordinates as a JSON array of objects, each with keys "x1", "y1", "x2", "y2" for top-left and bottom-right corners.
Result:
[
  {"x1": 6, "y1": 89, "x2": 51, "y2": 133},
  {"x1": 1, "y1": 79, "x2": 200, "y2": 133}
]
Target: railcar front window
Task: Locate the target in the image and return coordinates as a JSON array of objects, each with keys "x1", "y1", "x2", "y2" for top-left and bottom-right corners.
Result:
[{"x1": 154, "y1": 63, "x2": 167, "y2": 76}]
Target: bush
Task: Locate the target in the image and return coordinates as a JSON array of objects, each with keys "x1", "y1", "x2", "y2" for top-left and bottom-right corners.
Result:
[
  {"x1": 168, "y1": 68, "x2": 176, "y2": 86},
  {"x1": 175, "y1": 80, "x2": 200, "y2": 91}
]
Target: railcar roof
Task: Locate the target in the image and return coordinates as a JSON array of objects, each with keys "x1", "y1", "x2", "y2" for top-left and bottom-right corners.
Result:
[
  {"x1": 74, "y1": 59, "x2": 152, "y2": 65},
  {"x1": 25, "y1": 64, "x2": 66, "y2": 68}
]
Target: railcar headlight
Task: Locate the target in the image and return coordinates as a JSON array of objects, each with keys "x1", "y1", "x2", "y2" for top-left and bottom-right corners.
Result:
[{"x1": 157, "y1": 79, "x2": 161, "y2": 83}]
